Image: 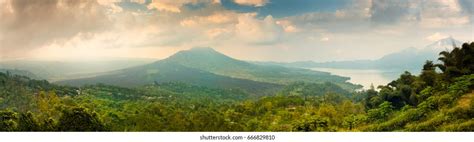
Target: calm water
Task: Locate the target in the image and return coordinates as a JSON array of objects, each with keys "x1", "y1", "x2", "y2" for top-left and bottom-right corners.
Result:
[{"x1": 311, "y1": 67, "x2": 413, "y2": 90}]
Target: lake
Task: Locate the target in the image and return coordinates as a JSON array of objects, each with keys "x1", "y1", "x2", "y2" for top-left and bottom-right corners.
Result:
[{"x1": 311, "y1": 67, "x2": 417, "y2": 90}]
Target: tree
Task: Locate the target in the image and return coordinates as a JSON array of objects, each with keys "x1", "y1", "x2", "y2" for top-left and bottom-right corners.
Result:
[
  {"x1": 342, "y1": 114, "x2": 366, "y2": 130},
  {"x1": 292, "y1": 116, "x2": 330, "y2": 132},
  {"x1": 57, "y1": 107, "x2": 106, "y2": 131},
  {"x1": 0, "y1": 110, "x2": 18, "y2": 131},
  {"x1": 367, "y1": 101, "x2": 393, "y2": 121},
  {"x1": 17, "y1": 111, "x2": 41, "y2": 131},
  {"x1": 422, "y1": 60, "x2": 435, "y2": 71},
  {"x1": 420, "y1": 60, "x2": 437, "y2": 87},
  {"x1": 436, "y1": 42, "x2": 474, "y2": 81},
  {"x1": 365, "y1": 84, "x2": 379, "y2": 109}
]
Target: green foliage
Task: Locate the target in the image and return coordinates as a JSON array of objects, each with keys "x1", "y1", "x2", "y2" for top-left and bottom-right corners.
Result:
[
  {"x1": 367, "y1": 101, "x2": 393, "y2": 121},
  {"x1": 365, "y1": 108, "x2": 424, "y2": 131},
  {"x1": 342, "y1": 114, "x2": 367, "y2": 130},
  {"x1": 17, "y1": 111, "x2": 41, "y2": 131},
  {"x1": 0, "y1": 110, "x2": 18, "y2": 131},
  {"x1": 447, "y1": 74, "x2": 474, "y2": 95},
  {"x1": 292, "y1": 116, "x2": 331, "y2": 132},
  {"x1": 279, "y1": 82, "x2": 350, "y2": 97},
  {"x1": 439, "y1": 119, "x2": 474, "y2": 131},
  {"x1": 420, "y1": 61, "x2": 438, "y2": 87},
  {"x1": 436, "y1": 42, "x2": 474, "y2": 81},
  {"x1": 57, "y1": 107, "x2": 106, "y2": 131}
]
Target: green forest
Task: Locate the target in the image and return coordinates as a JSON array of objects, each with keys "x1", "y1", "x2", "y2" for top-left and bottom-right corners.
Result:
[{"x1": 0, "y1": 42, "x2": 473, "y2": 131}]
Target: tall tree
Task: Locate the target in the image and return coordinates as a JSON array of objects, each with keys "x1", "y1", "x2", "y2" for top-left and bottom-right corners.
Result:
[{"x1": 57, "y1": 107, "x2": 106, "y2": 131}]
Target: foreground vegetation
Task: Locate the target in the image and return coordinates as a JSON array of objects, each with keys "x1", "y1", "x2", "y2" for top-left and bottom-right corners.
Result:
[{"x1": 1, "y1": 42, "x2": 473, "y2": 131}]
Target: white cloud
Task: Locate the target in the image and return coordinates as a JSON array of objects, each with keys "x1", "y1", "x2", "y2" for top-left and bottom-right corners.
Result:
[
  {"x1": 320, "y1": 37, "x2": 330, "y2": 41},
  {"x1": 276, "y1": 20, "x2": 298, "y2": 33},
  {"x1": 212, "y1": 0, "x2": 221, "y2": 4},
  {"x1": 180, "y1": 12, "x2": 237, "y2": 27},
  {"x1": 206, "y1": 13, "x2": 234, "y2": 24},
  {"x1": 235, "y1": 13, "x2": 283, "y2": 44},
  {"x1": 0, "y1": 0, "x2": 112, "y2": 58},
  {"x1": 206, "y1": 28, "x2": 231, "y2": 39},
  {"x1": 97, "y1": 0, "x2": 123, "y2": 13},
  {"x1": 419, "y1": 16, "x2": 470, "y2": 29},
  {"x1": 284, "y1": 25, "x2": 297, "y2": 33},
  {"x1": 234, "y1": 0, "x2": 268, "y2": 7},
  {"x1": 180, "y1": 19, "x2": 198, "y2": 27},
  {"x1": 147, "y1": 0, "x2": 191, "y2": 13},
  {"x1": 425, "y1": 32, "x2": 448, "y2": 41}
]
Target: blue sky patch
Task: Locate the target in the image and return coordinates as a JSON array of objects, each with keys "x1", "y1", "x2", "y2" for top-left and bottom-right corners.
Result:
[{"x1": 221, "y1": 0, "x2": 352, "y2": 18}]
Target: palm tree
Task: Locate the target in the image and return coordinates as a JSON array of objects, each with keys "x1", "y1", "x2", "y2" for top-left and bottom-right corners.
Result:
[
  {"x1": 436, "y1": 50, "x2": 450, "y2": 72},
  {"x1": 435, "y1": 42, "x2": 474, "y2": 80}
]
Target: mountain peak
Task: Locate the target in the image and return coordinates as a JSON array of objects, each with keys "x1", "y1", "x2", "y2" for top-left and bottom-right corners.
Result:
[
  {"x1": 170, "y1": 47, "x2": 223, "y2": 57},
  {"x1": 189, "y1": 47, "x2": 217, "y2": 52},
  {"x1": 170, "y1": 47, "x2": 224, "y2": 58},
  {"x1": 427, "y1": 37, "x2": 463, "y2": 48},
  {"x1": 163, "y1": 47, "x2": 237, "y2": 65}
]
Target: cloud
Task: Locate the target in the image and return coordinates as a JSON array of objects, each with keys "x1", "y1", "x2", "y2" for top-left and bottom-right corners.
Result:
[
  {"x1": 97, "y1": 0, "x2": 123, "y2": 13},
  {"x1": 235, "y1": 13, "x2": 283, "y2": 44},
  {"x1": 206, "y1": 13, "x2": 234, "y2": 23},
  {"x1": 129, "y1": 0, "x2": 147, "y2": 4},
  {"x1": 222, "y1": 0, "x2": 352, "y2": 18},
  {"x1": 282, "y1": 1, "x2": 371, "y2": 34},
  {"x1": 179, "y1": 12, "x2": 237, "y2": 27},
  {"x1": 145, "y1": 0, "x2": 222, "y2": 13},
  {"x1": 369, "y1": 0, "x2": 411, "y2": 24},
  {"x1": 276, "y1": 20, "x2": 298, "y2": 33},
  {"x1": 233, "y1": 0, "x2": 268, "y2": 7},
  {"x1": 147, "y1": 0, "x2": 189, "y2": 13},
  {"x1": 180, "y1": 19, "x2": 198, "y2": 27},
  {"x1": 213, "y1": 0, "x2": 221, "y2": 4},
  {"x1": 425, "y1": 32, "x2": 448, "y2": 41},
  {"x1": 458, "y1": 0, "x2": 474, "y2": 15},
  {"x1": 206, "y1": 28, "x2": 231, "y2": 39},
  {"x1": 320, "y1": 37, "x2": 330, "y2": 41},
  {"x1": 416, "y1": 0, "x2": 470, "y2": 28},
  {"x1": 1, "y1": 0, "x2": 472, "y2": 62},
  {"x1": 458, "y1": 0, "x2": 474, "y2": 23},
  {"x1": 0, "y1": 0, "x2": 111, "y2": 58},
  {"x1": 367, "y1": 0, "x2": 471, "y2": 28}
]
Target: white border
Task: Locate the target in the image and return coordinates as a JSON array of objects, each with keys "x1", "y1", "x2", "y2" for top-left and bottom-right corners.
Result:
[{"x1": 0, "y1": 132, "x2": 472, "y2": 142}]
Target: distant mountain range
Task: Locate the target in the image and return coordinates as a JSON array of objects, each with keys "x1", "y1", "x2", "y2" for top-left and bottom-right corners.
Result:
[
  {"x1": 57, "y1": 47, "x2": 360, "y2": 94},
  {"x1": 0, "y1": 58, "x2": 156, "y2": 81},
  {"x1": 260, "y1": 37, "x2": 464, "y2": 71},
  {"x1": 0, "y1": 68, "x2": 39, "y2": 79}
]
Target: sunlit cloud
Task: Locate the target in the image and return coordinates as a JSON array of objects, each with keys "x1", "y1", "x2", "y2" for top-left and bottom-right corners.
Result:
[
  {"x1": 1, "y1": 0, "x2": 472, "y2": 62},
  {"x1": 321, "y1": 37, "x2": 330, "y2": 42},
  {"x1": 233, "y1": 0, "x2": 268, "y2": 7},
  {"x1": 426, "y1": 32, "x2": 449, "y2": 42}
]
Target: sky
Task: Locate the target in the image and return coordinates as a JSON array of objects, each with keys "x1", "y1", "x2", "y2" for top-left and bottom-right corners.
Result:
[{"x1": 0, "y1": 0, "x2": 473, "y2": 62}]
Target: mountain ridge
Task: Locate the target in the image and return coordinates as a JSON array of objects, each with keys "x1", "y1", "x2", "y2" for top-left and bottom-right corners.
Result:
[
  {"x1": 266, "y1": 37, "x2": 466, "y2": 71},
  {"x1": 57, "y1": 47, "x2": 361, "y2": 93}
]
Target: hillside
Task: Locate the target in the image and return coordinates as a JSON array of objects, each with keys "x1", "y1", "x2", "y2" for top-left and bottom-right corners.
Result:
[
  {"x1": 164, "y1": 47, "x2": 354, "y2": 86},
  {"x1": 58, "y1": 47, "x2": 360, "y2": 92},
  {"x1": 0, "y1": 58, "x2": 155, "y2": 81},
  {"x1": 0, "y1": 68, "x2": 39, "y2": 79},
  {"x1": 58, "y1": 61, "x2": 281, "y2": 95}
]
